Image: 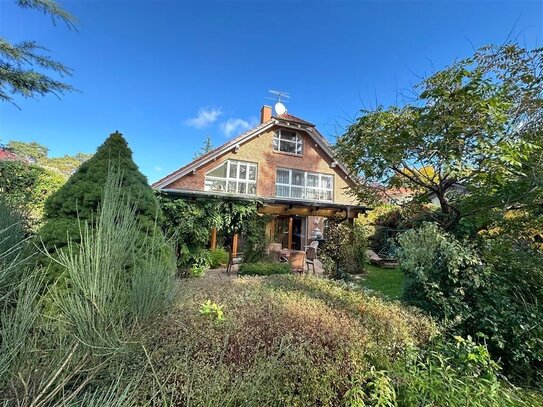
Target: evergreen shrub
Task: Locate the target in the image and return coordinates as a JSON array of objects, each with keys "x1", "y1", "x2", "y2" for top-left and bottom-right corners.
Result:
[{"x1": 40, "y1": 132, "x2": 160, "y2": 252}]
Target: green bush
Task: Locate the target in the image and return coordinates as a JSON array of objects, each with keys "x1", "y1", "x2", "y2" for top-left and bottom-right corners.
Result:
[
  {"x1": 399, "y1": 222, "x2": 484, "y2": 319},
  {"x1": 390, "y1": 336, "x2": 528, "y2": 407},
  {"x1": 238, "y1": 262, "x2": 291, "y2": 276},
  {"x1": 320, "y1": 218, "x2": 367, "y2": 278},
  {"x1": 352, "y1": 222, "x2": 368, "y2": 273},
  {"x1": 0, "y1": 160, "x2": 65, "y2": 232},
  {"x1": 399, "y1": 222, "x2": 543, "y2": 387},
  {"x1": 40, "y1": 132, "x2": 160, "y2": 253},
  {"x1": 241, "y1": 214, "x2": 271, "y2": 263},
  {"x1": 189, "y1": 264, "x2": 206, "y2": 278},
  {"x1": 209, "y1": 247, "x2": 229, "y2": 268}
]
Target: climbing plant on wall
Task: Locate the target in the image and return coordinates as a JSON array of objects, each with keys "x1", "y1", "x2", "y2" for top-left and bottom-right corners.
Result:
[{"x1": 157, "y1": 194, "x2": 261, "y2": 270}]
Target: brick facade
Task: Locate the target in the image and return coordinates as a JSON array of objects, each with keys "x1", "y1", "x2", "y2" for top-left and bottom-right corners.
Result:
[{"x1": 164, "y1": 125, "x2": 358, "y2": 205}]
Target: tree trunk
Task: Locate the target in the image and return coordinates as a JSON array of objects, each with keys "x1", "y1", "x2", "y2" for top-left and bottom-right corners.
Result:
[{"x1": 436, "y1": 192, "x2": 462, "y2": 231}]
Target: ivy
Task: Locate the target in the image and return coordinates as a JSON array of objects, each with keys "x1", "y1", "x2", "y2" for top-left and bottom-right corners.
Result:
[{"x1": 157, "y1": 194, "x2": 261, "y2": 269}]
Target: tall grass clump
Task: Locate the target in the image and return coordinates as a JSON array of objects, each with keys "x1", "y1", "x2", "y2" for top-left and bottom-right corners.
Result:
[
  {"x1": 50, "y1": 169, "x2": 176, "y2": 354},
  {"x1": 1, "y1": 168, "x2": 176, "y2": 405},
  {"x1": 0, "y1": 196, "x2": 27, "y2": 295},
  {"x1": 0, "y1": 197, "x2": 42, "y2": 382}
]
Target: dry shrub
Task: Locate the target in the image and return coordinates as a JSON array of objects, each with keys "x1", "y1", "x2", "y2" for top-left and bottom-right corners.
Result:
[{"x1": 133, "y1": 275, "x2": 435, "y2": 405}]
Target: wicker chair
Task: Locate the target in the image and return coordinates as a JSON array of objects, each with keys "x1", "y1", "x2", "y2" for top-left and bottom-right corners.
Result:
[
  {"x1": 289, "y1": 250, "x2": 306, "y2": 274},
  {"x1": 305, "y1": 246, "x2": 317, "y2": 274}
]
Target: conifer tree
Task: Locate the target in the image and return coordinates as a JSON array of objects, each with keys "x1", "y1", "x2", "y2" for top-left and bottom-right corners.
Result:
[
  {"x1": 40, "y1": 131, "x2": 160, "y2": 250},
  {"x1": 193, "y1": 136, "x2": 214, "y2": 159}
]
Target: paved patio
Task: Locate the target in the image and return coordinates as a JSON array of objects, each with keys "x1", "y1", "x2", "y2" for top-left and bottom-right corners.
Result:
[{"x1": 205, "y1": 258, "x2": 325, "y2": 280}]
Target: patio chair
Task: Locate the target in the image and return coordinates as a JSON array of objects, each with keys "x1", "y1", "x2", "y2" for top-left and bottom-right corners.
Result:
[
  {"x1": 305, "y1": 246, "x2": 317, "y2": 274},
  {"x1": 304, "y1": 240, "x2": 319, "y2": 259},
  {"x1": 289, "y1": 250, "x2": 306, "y2": 274},
  {"x1": 268, "y1": 242, "x2": 282, "y2": 262},
  {"x1": 366, "y1": 249, "x2": 398, "y2": 269},
  {"x1": 268, "y1": 242, "x2": 282, "y2": 253},
  {"x1": 226, "y1": 245, "x2": 243, "y2": 275}
]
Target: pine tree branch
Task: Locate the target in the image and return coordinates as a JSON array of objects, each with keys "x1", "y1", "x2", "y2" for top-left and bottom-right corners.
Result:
[{"x1": 17, "y1": 0, "x2": 78, "y2": 30}]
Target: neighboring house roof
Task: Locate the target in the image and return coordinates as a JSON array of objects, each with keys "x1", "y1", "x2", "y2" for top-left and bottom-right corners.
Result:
[
  {"x1": 427, "y1": 183, "x2": 467, "y2": 200},
  {"x1": 0, "y1": 148, "x2": 24, "y2": 162},
  {"x1": 152, "y1": 113, "x2": 353, "y2": 189}
]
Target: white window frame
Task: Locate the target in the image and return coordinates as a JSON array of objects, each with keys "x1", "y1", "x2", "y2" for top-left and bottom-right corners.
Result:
[
  {"x1": 273, "y1": 130, "x2": 303, "y2": 155},
  {"x1": 205, "y1": 160, "x2": 257, "y2": 195},
  {"x1": 275, "y1": 168, "x2": 333, "y2": 202}
]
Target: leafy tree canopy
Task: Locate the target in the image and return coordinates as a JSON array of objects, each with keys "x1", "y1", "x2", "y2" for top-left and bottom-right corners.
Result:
[
  {"x1": 7, "y1": 140, "x2": 48, "y2": 160},
  {"x1": 0, "y1": 160, "x2": 65, "y2": 231},
  {"x1": 336, "y1": 44, "x2": 543, "y2": 231},
  {"x1": 1, "y1": 0, "x2": 77, "y2": 105},
  {"x1": 6, "y1": 140, "x2": 91, "y2": 175},
  {"x1": 0, "y1": 140, "x2": 92, "y2": 231},
  {"x1": 40, "y1": 131, "x2": 160, "y2": 250}
]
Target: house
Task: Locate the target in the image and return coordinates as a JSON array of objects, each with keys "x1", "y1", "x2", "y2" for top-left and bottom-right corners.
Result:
[
  {"x1": 153, "y1": 105, "x2": 369, "y2": 254},
  {"x1": 374, "y1": 186, "x2": 416, "y2": 205}
]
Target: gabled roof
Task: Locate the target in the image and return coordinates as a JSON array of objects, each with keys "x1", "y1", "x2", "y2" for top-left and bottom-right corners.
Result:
[
  {"x1": 273, "y1": 113, "x2": 315, "y2": 127},
  {"x1": 152, "y1": 113, "x2": 353, "y2": 189}
]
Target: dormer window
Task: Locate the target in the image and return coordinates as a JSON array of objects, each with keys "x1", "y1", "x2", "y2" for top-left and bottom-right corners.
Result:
[
  {"x1": 204, "y1": 160, "x2": 257, "y2": 195},
  {"x1": 273, "y1": 130, "x2": 303, "y2": 155}
]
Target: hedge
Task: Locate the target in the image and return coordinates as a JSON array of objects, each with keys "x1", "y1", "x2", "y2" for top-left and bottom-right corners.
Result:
[{"x1": 238, "y1": 262, "x2": 291, "y2": 276}]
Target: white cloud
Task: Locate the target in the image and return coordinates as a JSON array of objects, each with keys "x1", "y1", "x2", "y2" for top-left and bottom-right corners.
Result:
[
  {"x1": 154, "y1": 166, "x2": 162, "y2": 172},
  {"x1": 185, "y1": 108, "x2": 222, "y2": 128},
  {"x1": 221, "y1": 117, "x2": 258, "y2": 137}
]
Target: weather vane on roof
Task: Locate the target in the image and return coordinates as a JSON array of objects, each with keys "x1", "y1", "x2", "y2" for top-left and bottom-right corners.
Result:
[{"x1": 267, "y1": 90, "x2": 289, "y2": 115}]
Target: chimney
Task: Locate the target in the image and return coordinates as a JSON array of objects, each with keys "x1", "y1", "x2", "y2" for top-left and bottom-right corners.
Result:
[{"x1": 260, "y1": 105, "x2": 272, "y2": 123}]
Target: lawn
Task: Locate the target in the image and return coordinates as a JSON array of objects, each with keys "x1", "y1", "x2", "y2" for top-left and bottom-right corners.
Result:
[{"x1": 359, "y1": 264, "x2": 405, "y2": 300}]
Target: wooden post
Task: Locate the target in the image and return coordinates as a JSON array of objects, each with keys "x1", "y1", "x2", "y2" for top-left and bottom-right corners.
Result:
[
  {"x1": 232, "y1": 233, "x2": 239, "y2": 256},
  {"x1": 288, "y1": 217, "x2": 293, "y2": 250},
  {"x1": 210, "y1": 227, "x2": 217, "y2": 250}
]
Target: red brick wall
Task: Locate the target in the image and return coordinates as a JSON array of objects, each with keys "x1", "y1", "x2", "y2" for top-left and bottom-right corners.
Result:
[{"x1": 164, "y1": 125, "x2": 358, "y2": 204}]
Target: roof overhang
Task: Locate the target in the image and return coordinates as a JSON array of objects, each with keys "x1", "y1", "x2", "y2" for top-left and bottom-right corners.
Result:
[{"x1": 159, "y1": 188, "x2": 370, "y2": 219}]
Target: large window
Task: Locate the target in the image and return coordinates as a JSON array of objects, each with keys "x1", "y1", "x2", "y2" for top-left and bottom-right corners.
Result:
[
  {"x1": 205, "y1": 160, "x2": 257, "y2": 195},
  {"x1": 275, "y1": 168, "x2": 333, "y2": 201},
  {"x1": 273, "y1": 130, "x2": 303, "y2": 155}
]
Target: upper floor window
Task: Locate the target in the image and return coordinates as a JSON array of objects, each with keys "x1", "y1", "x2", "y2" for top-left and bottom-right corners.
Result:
[
  {"x1": 273, "y1": 130, "x2": 303, "y2": 155},
  {"x1": 205, "y1": 160, "x2": 257, "y2": 195},
  {"x1": 275, "y1": 168, "x2": 333, "y2": 201}
]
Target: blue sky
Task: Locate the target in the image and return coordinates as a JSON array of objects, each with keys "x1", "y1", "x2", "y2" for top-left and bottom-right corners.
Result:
[{"x1": 1, "y1": 0, "x2": 541, "y2": 183}]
